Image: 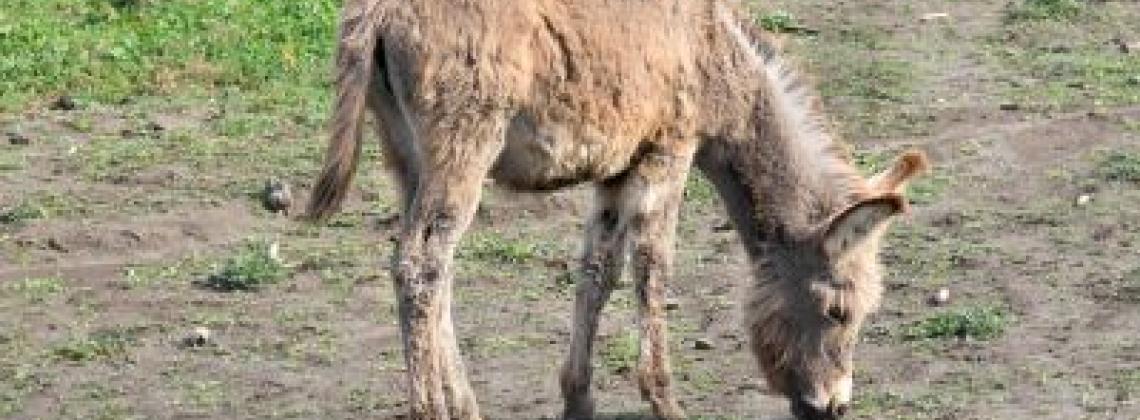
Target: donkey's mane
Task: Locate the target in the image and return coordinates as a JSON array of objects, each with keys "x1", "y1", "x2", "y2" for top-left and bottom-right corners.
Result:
[{"x1": 717, "y1": 6, "x2": 869, "y2": 233}]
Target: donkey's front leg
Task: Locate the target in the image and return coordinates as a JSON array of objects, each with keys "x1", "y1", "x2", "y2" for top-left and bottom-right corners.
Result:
[
  {"x1": 394, "y1": 121, "x2": 503, "y2": 420},
  {"x1": 628, "y1": 164, "x2": 688, "y2": 420},
  {"x1": 561, "y1": 186, "x2": 628, "y2": 420}
]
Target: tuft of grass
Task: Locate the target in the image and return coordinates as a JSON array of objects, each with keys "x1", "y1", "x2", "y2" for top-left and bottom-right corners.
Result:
[
  {"x1": 599, "y1": 331, "x2": 640, "y2": 374},
  {"x1": 0, "y1": 193, "x2": 87, "y2": 225},
  {"x1": 684, "y1": 173, "x2": 718, "y2": 206},
  {"x1": 3, "y1": 277, "x2": 65, "y2": 303},
  {"x1": 1097, "y1": 151, "x2": 1140, "y2": 184},
  {"x1": 202, "y1": 240, "x2": 287, "y2": 291},
  {"x1": 1005, "y1": 0, "x2": 1084, "y2": 22},
  {"x1": 903, "y1": 306, "x2": 1012, "y2": 341},
  {"x1": 459, "y1": 232, "x2": 544, "y2": 264},
  {"x1": 52, "y1": 330, "x2": 135, "y2": 363},
  {"x1": 756, "y1": 10, "x2": 799, "y2": 33}
]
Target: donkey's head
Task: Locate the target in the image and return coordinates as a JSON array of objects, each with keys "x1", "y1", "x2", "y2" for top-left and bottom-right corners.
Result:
[{"x1": 746, "y1": 151, "x2": 928, "y2": 420}]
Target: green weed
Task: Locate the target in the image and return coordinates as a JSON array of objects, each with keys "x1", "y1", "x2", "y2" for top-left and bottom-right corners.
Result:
[
  {"x1": 459, "y1": 232, "x2": 544, "y2": 264},
  {"x1": 756, "y1": 10, "x2": 799, "y2": 33},
  {"x1": 4, "y1": 277, "x2": 65, "y2": 302},
  {"x1": 202, "y1": 240, "x2": 287, "y2": 291},
  {"x1": 903, "y1": 306, "x2": 1012, "y2": 341},
  {"x1": 1005, "y1": 0, "x2": 1084, "y2": 22},
  {"x1": 1097, "y1": 151, "x2": 1140, "y2": 184},
  {"x1": 684, "y1": 173, "x2": 718, "y2": 206},
  {"x1": 600, "y1": 331, "x2": 640, "y2": 374},
  {"x1": 52, "y1": 330, "x2": 135, "y2": 363}
]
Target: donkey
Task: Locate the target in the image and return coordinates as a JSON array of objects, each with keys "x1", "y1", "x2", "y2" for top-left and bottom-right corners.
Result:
[{"x1": 307, "y1": 1, "x2": 928, "y2": 419}]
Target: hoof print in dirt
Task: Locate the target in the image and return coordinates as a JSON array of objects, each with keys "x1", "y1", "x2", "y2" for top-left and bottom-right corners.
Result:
[{"x1": 263, "y1": 179, "x2": 293, "y2": 215}]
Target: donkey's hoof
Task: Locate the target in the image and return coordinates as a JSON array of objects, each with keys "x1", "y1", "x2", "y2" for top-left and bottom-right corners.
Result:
[{"x1": 561, "y1": 399, "x2": 596, "y2": 420}]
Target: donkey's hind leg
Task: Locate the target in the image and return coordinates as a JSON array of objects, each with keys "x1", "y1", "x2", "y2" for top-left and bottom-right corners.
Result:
[
  {"x1": 625, "y1": 151, "x2": 691, "y2": 420},
  {"x1": 560, "y1": 184, "x2": 629, "y2": 420},
  {"x1": 393, "y1": 118, "x2": 504, "y2": 420}
]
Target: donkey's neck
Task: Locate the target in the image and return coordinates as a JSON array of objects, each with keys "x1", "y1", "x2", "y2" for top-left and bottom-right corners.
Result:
[{"x1": 697, "y1": 12, "x2": 867, "y2": 256}]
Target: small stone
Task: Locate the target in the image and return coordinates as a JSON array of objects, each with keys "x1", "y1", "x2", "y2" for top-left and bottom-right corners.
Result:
[
  {"x1": 268, "y1": 241, "x2": 281, "y2": 263},
  {"x1": 7, "y1": 131, "x2": 29, "y2": 145},
  {"x1": 263, "y1": 179, "x2": 293, "y2": 215},
  {"x1": 1075, "y1": 194, "x2": 1092, "y2": 207},
  {"x1": 692, "y1": 338, "x2": 714, "y2": 350},
  {"x1": 49, "y1": 95, "x2": 77, "y2": 111},
  {"x1": 185, "y1": 327, "x2": 212, "y2": 347},
  {"x1": 664, "y1": 297, "x2": 681, "y2": 311},
  {"x1": 67, "y1": 145, "x2": 78, "y2": 155},
  {"x1": 919, "y1": 12, "x2": 949, "y2": 22},
  {"x1": 999, "y1": 103, "x2": 1020, "y2": 111},
  {"x1": 929, "y1": 287, "x2": 950, "y2": 306}
]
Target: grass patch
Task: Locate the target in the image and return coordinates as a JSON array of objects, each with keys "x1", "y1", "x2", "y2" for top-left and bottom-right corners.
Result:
[
  {"x1": 3, "y1": 277, "x2": 65, "y2": 302},
  {"x1": 0, "y1": 0, "x2": 338, "y2": 110},
  {"x1": 52, "y1": 329, "x2": 135, "y2": 363},
  {"x1": 684, "y1": 173, "x2": 718, "y2": 206},
  {"x1": 459, "y1": 232, "x2": 545, "y2": 264},
  {"x1": 1005, "y1": 0, "x2": 1084, "y2": 22},
  {"x1": 599, "y1": 331, "x2": 640, "y2": 374},
  {"x1": 0, "y1": 193, "x2": 84, "y2": 225},
  {"x1": 202, "y1": 240, "x2": 287, "y2": 291},
  {"x1": 1096, "y1": 151, "x2": 1140, "y2": 184},
  {"x1": 903, "y1": 306, "x2": 1012, "y2": 341},
  {"x1": 993, "y1": 2, "x2": 1140, "y2": 110}
]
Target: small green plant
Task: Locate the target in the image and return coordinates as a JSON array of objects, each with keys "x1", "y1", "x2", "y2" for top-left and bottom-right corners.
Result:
[
  {"x1": 1097, "y1": 151, "x2": 1140, "y2": 184},
  {"x1": 1005, "y1": 0, "x2": 1084, "y2": 22},
  {"x1": 203, "y1": 240, "x2": 287, "y2": 291},
  {"x1": 757, "y1": 10, "x2": 797, "y2": 33},
  {"x1": 4, "y1": 277, "x2": 65, "y2": 302},
  {"x1": 459, "y1": 232, "x2": 543, "y2": 264},
  {"x1": 600, "y1": 331, "x2": 640, "y2": 374},
  {"x1": 684, "y1": 173, "x2": 718, "y2": 206},
  {"x1": 0, "y1": 202, "x2": 47, "y2": 225},
  {"x1": 52, "y1": 330, "x2": 134, "y2": 363},
  {"x1": 903, "y1": 306, "x2": 1012, "y2": 341}
]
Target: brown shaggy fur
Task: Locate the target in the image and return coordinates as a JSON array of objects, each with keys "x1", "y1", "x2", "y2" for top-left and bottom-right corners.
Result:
[{"x1": 307, "y1": 1, "x2": 928, "y2": 419}]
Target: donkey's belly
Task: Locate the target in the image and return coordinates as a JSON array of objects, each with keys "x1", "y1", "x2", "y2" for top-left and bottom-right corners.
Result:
[{"x1": 490, "y1": 113, "x2": 642, "y2": 191}]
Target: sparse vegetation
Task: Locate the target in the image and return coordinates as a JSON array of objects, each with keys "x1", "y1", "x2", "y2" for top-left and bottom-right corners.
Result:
[
  {"x1": 459, "y1": 232, "x2": 545, "y2": 264},
  {"x1": 1005, "y1": 0, "x2": 1084, "y2": 22},
  {"x1": 600, "y1": 331, "x2": 640, "y2": 374},
  {"x1": 1097, "y1": 151, "x2": 1140, "y2": 184},
  {"x1": 903, "y1": 306, "x2": 1012, "y2": 341},
  {"x1": 202, "y1": 240, "x2": 287, "y2": 291}
]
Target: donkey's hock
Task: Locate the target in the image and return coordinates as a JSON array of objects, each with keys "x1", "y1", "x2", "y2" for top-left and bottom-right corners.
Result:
[{"x1": 307, "y1": 1, "x2": 929, "y2": 419}]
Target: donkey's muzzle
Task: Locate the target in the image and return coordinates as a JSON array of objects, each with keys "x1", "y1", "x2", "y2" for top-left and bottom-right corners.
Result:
[{"x1": 790, "y1": 397, "x2": 848, "y2": 420}]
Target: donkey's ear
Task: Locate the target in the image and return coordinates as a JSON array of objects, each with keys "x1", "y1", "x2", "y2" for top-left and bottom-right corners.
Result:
[
  {"x1": 869, "y1": 150, "x2": 929, "y2": 194},
  {"x1": 822, "y1": 194, "x2": 907, "y2": 258}
]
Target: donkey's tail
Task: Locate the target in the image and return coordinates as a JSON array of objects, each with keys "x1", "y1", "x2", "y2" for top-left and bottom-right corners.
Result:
[{"x1": 307, "y1": 1, "x2": 387, "y2": 220}]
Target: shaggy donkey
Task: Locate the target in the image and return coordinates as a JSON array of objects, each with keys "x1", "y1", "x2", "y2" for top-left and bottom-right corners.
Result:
[{"x1": 308, "y1": 1, "x2": 928, "y2": 419}]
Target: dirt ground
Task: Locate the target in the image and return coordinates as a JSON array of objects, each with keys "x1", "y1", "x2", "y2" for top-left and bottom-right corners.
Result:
[{"x1": 2, "y1": 1, "x2": 1138, "y2": 419}]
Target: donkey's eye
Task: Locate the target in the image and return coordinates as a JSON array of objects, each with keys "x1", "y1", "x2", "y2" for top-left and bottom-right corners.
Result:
[{"x1": 826, "y1": 305, "x2": 849, "y2": 325}]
